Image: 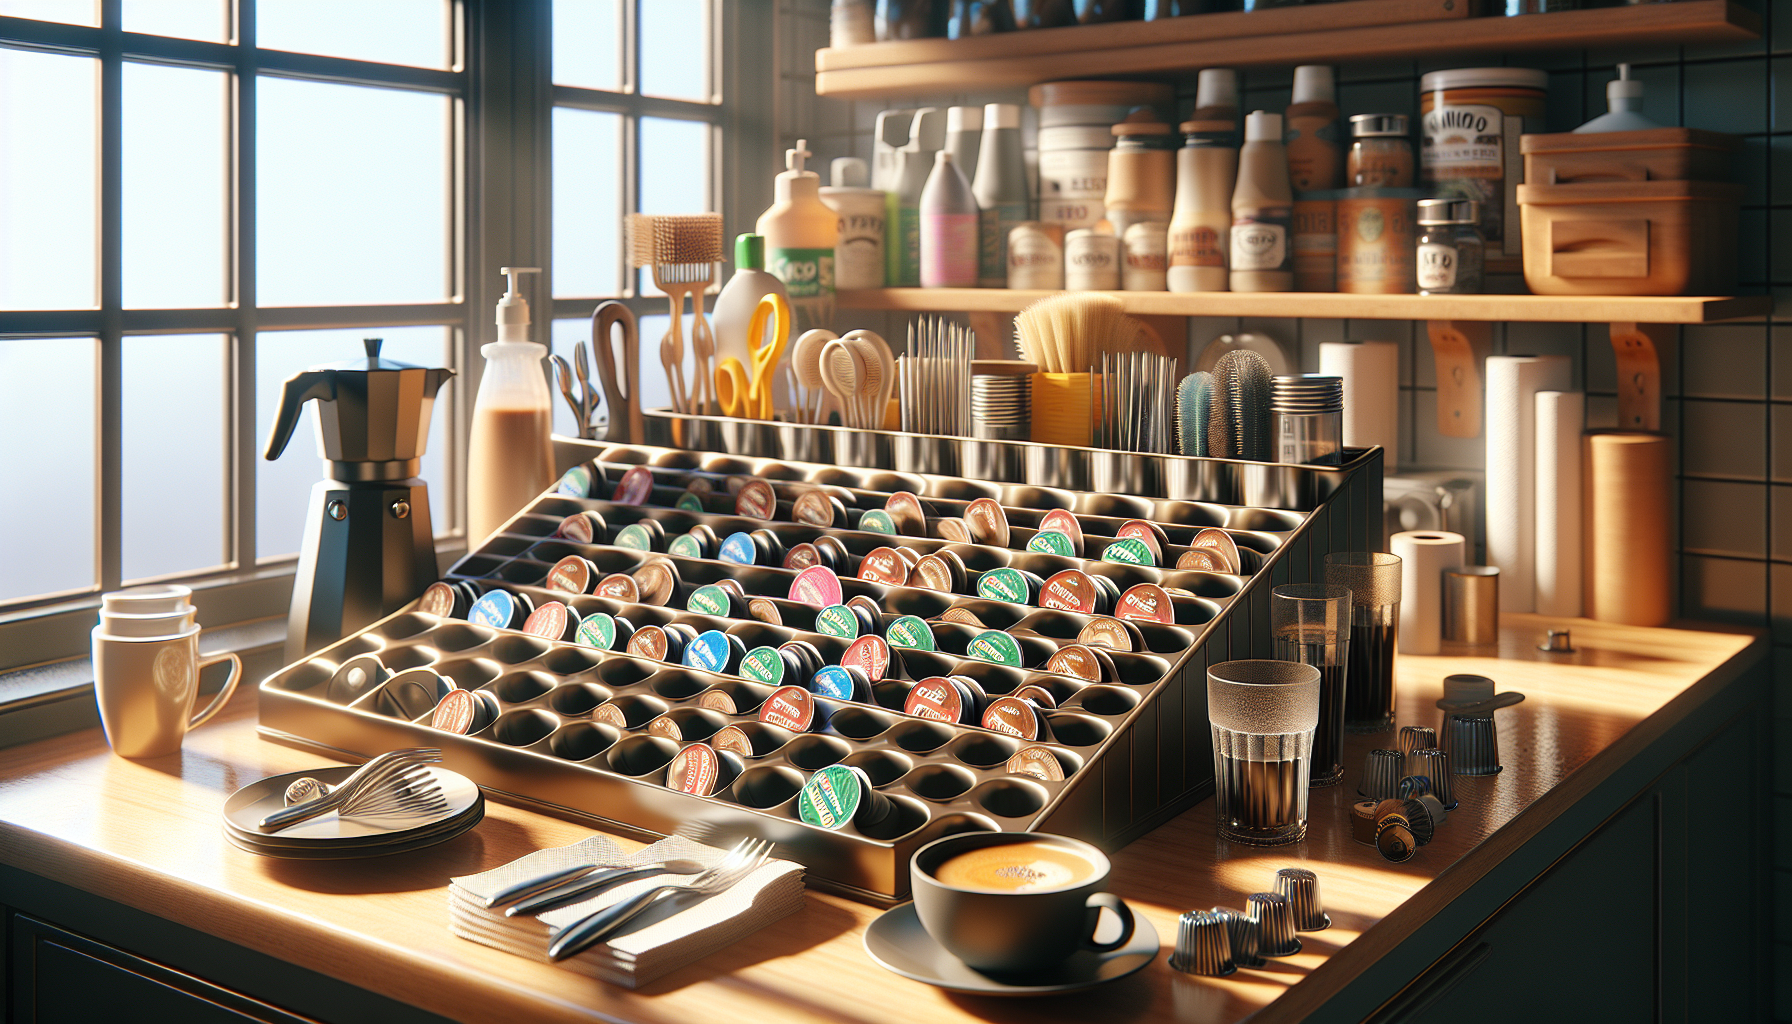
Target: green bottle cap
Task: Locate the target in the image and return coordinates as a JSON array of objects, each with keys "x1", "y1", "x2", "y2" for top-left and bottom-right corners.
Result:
[{"x1": 735, "y1": 233, "x2": 765, "y2": 271}]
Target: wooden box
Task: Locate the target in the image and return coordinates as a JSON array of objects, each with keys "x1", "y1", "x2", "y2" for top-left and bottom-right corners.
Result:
[
  {"x1": 1520, "y1": 127, "x2": 1737, "y2": 186},
  {"x1": 1515, "y1": 179, "x2": 1741, "y2": 296}
]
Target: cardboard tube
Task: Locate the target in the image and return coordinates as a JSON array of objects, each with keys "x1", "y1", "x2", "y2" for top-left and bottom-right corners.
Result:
[
  {"x1": 1030, "y1": 372, "x2": 1096, "y2": 448},
  {"x1": 1583, "y1": 432, "x2": 1671, "y2": 626}
]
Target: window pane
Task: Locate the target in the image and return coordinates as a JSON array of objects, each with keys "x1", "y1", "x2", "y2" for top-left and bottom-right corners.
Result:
[
  {"x1": 257, "y1": 0, "x2": 450, "y2": 70},
  {"x1": 256, "y1": 327, "x2": 452, "y2": 561},
  {"x1": 0, "y1": 49, "x2": 96, "y2": 310},
  {"x1": 640, "y1": 0, "x2": 708, "y2": 101},
  {"x1": 0, "y1": 0, "x2": 95, "y2": 26},
  {"x1": 634, "y1": 312, "x2": 692, "y2": 418},
  {"x1": 552, "y1": 107, "x2": 621, "y2": 298},
  {"x1": 123, "y1": 0, "x2": 226, "y2": 42},
  {"x1": 550, "y1": 317, "x2": 592, "y2": 440},
  {"x1": 552, "y1": 0, "x2": 620, "y2": 91},
  {"x1": 122, "y1": 334, "x2": 226, "y2": 582},
  {"x1": 125, "y1": 63, "x2": 228, "y2": 308},
  {"x1": 257, "y1": 79, "x2": 449, "y2": 306},
  {"x1": 638, "y1": 117, "x2": 710, "y2": 297},
  {"x1": 0, "y1": 338, "x2": 95, "y2": 602}
]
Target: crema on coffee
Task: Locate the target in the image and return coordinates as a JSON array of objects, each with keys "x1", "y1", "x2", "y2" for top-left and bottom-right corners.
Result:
[{"x1": 932, "y1": 841, "x2": 1097, "y2": 892}]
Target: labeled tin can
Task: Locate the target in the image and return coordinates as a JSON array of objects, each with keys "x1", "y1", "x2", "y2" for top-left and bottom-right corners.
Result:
[
  {"x1": 1291, "y1": 195, "x2": 1337, "y2": 293},
  {"x1": 1336, "y1": 188, "x2": 1418, "y2": 294},
  {"x1": 1419, "y1": 67, "x2": 1547, "y2": 253},
  {"x1": 1064, "y1": 229, "x2": 1121, "y2": 291},
  {"x1": 1007, "y1": 223, "x2": 1064, "y2": 290}
]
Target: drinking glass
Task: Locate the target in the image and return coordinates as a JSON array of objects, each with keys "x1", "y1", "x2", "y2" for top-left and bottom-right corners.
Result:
[
  {"x1": 1207, "y1": 660, "x2": 1321, "y2": 846},
  {"x1": 1271, "y1": 583, "x2": 1351, "y2": 787},
  {"x1": 1324, "y1": 551, "x2": 1403, "y2": 732}
]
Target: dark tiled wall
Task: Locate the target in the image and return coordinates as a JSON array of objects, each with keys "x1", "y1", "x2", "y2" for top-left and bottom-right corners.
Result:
[{"x1": 775, "y1": 0, "x2": 1789, "y2": 1010}]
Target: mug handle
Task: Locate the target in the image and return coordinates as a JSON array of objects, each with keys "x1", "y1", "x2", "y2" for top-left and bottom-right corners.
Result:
[
  {"x1": 187, "y1": 651, "x2": 242, "y2": 729},
  {"x1": 1081, "y1": 892, "x2": 1135, "y2": 954}
]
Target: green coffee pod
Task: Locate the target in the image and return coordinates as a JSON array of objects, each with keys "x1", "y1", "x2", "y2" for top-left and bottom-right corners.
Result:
[
  {"x1": 858, "y1": 509, "x2": 898, "y2": 535},
  {"x1": 1026, "y1": 530, "x2": 1078, "y2": 558},
  {"x1": 884, "y1": 614, "x2": 936, "y2": 652},
  {"x1": 1099, "y1": 537, "x2": 1157, "y2": 567},
  {"x1": 965, "y1": 629, "x2": 1024, "y2": 668}
]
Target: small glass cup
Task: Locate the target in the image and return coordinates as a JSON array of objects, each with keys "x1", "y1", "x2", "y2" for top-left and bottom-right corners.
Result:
[
  {"x1": 1323, "y1": 552, "x2": 1403, "y2": 733},
  {"x1": 1271, "y1": 583, "x2": 1352, "y2": 788},
  {"x1": 1207, "y1": 660, "x2": 1321, "y2": 846}
]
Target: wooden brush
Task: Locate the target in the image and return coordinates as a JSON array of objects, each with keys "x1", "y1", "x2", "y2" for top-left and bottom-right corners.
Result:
[
  {"x1": 1014, "y1": 293, "x2": 1137, "y2": 373},
  {"x1": 625, "y1": 212, "x2": 724, "y2": 415}
]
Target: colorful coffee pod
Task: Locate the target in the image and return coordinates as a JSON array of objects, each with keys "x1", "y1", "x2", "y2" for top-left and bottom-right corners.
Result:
[
  {"x1": 712, "y1": 724, "x2": 775, "y2": 758},
  {"x1": 739, "y1": 645, "x2": 794, "y2": 687},
  {"x1": 936, "y1": 604, "x2": 988, "y2": 628},
  {"x1": 809, "y1": 664, "x2": 872, "y2": 704},
  {"x1": 544, "y1": 555, "x2": 598, "y2": 595},
  {"x1": 759, "y1": 684, "x2": 820, "y2": 732},
  {"x1": 857, "y1": 547, "x2": 911, "y2": 587},
  {"x1": 965, "y1": 497, "x2": 1011, "y2": 548},
  {"x1": 1191, "y1": 528, "x2": 1246, "y2": 574},
  {"x1": 613, "y1": 465, "x2": 655, "y2": 505},
  {"x1": 697, "y1": 685, "x2": 753, "y2": 716},
  {"x1": 788, "y1": 565, "x2": 844, "y2": 608},
  {"x1": 417, "y1": 581, "x2": 469, "y2": 618},
  {"x1": 574, "y1": 611, "x2": 622, "y2": 650},
  {"x1": 1026, "y1": 530, "x2": 1079, "y2": 558},
  {"x1": 815, "y1": 602, "x2": 875, "y2": 640},
  {"x1": 857, "y1": 508, "x2": 898, "y2": 535},
  {"x1": 1100, "y1": 537, "x2": 1158, "y2": 567},
  {"x1": 965, "y1": 629, "x2": 1025, "y2": 668},
  {"x1": 686, "y1": 583, "x2": 745, "y2": 619},
  {"x1": 1116, "y1": 519, "x2": 1168, "y2": 563},
  {"x1": 884, "y1": 615, "x2": 936, "y2": 652},
  {"x1": 976, "y1": 567, "x2": 1043, "y2": 605},
  {"x1": 631, "y1": 557, "x2": 681, "y2": 606},
  {"x1": 747, "y1": 597, "x2": 782, "y2": 625},
  {"x1": 1350, "y1": 800, "x2": 1379, "y2": 845},
  {"x1": 1040, "y1": 569, "x2": 1109, "y2": 615},
  {"x1": 734, "y1": 479, "x2": 777, "y2": 520},
  {"x1": 1006, "y1": 744, "x2": 1066, "y2": 781},
  {"x1": 591, "y1": 698, "x2": 650, "y2": 730},
  {"x1": 1078, "y1": 615, "x2": 1145, "y2": 652},
  {"x1": 909, "y1": 550, "x2": 967, "y2": 594},
  {"x1": 936, "y1": 517, "x2": 972, "y2": 543},
  {"x1": 594, "y1": 572, "x2": 640, "y2": 603},
  {"x1": 555, "y1": 464, "x2": 597, "y2": 498},
  {"x1": 884, "y1": 491, "x2": 928, "y2": 535},
  {"x1": 625, "y1": 623, "x2": 686, "y2": 662},
  {"x1": 782, "y1": 542, "x2": 824, "y2": 571},
  {"x1": 682, "y1": 629, "x2": 747, "y2": 675},
  {"x1": 1176, "y1": 548, "x2": 1230, "y2": 572},
  {"x1": 981, "y1": 694, "x2": 1048, "y2": 740},
  {"x1": 431, "y1": 687, "x2": 486, "y2": 735},
  {"x1": 522, "y1": 600, "x2": 581, "y2": 641},
  {"x1": 1038, "y1": 508, "x2": 1085, "y2": 555},
  {"x1": 612, "y1": 522, "x2": 661, "y2": 552},
  {"x1": 554, "y1": 509, "x2": 608, "y2": 544},
  {"x1": 468, "y1": 588, "x2": 531, "y2": 630},
  {"x1": 668, "y1": 524, "x2": 719, "y2": 560},
  {"x1": 666, "y1": 742, "x2": 738, "y2": 796},
  {"x1": 327, "y1": 654, "x2": 390, "y2": 705},
  {"x1": 792, "y1": 489, "x2": 848, "y2": 528},
  {"x1": 718, "y1": 531, "x2": 762, "y2": 566},
  {"x1": 903, "y1": 675, "x2": 978, "y2": 724},
  {"x1": 1116, "y1": 583, "x2": 1178, "y2": 624},
  {"x1": 1044, "y1": 643, "x2": 1115, "y2": 682},
  {"x1": 797, "y1": 763, "x2": 891, "y2": 831},
  {"x1": 841, "y1": 632, "x2": 892, "y2": 683},
  {"x1": 674, "y1": 490, "x2": 707, "y2": 513}
]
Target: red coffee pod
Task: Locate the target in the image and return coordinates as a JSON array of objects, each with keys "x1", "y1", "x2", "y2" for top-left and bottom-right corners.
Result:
[
  {"x1": 783, "y1": 542, "x2": 823, "y2": 571},
  {"x1": 841, "y1": 633, "x2": 891, "y2": 682},
  {"x1": 910, "y1": 550, "x2": 966, "y2": 594},
  {"x1": 1040, "y1": 569, "x2": 1100, "y2": 614},
  {"x1": 1038, "y1": 508, "x2": 1085, "y2": 556},
  {"x1": 936, "y1": 517, "x2": 972, "y2": 543},
  {"x1": 666, "y1": 742, "x2": 735, "y2": 796},
  {"x1": 1176, "y1": 548, "x2": 1230, "y2": 573},
  {"x1": 884, "y1": 491, "x2": 927, "y2": 535},
  {"x1": 1010, "y1": 683, "x2": 1059, "y2": 709},
  {"x1": 614, "y1": 465, "x2": 655, "y2": 506},
  {"x1": 759, "y1": 684, "x2": 816, "y2": 732},
  {"x1": 626, "y1": 624, "x2": 672, "y2": 661},
  {"x1": 981, "y1": 695, "x2": 1045, "y2": 740},
  {"x1": 789, "y1": 565, "x2": 844, "y2": 608},
  {"x1": 857, "y1": 547, "x2": 911, "y2": 587},
  {"x1": 522, "y1": 600, "x2": 578, "y2": 641},
  {"x1": 1116, "y1": 582, "x2": 1177, "y2": 624},
  {"x1": 417, "y1": 581, "x2": 463, "y2": 617},
  {"x1": 1191, "y1": 528, "x2": 1243, "y2": 574},
  {"x1": 903, "y1": 675, "x2": 972, "y2": 724},
  {"x1": 1078, "y1": 615, "x2": 1144, "y2": 652},
  {"x1": 1006, "y1": 744, "x2": 1067, "y2": 782},
  {"x1": 1116, "y1": 520, "x2": 1167, "y2": 563},
  {"x1": 595, "y1": 572, "x2": 640, "y2": 603},
  {"x1": 735, "y1": 479, "x2": 777, "y2": 520},
  {"x1": 1044, "y1": 644, "x2": 1111, "y2": 682},
  {"x1": 430, "y1": 688, "x2": 479, "y2": 735},
  {"x1": 545, "y1": 555, "x2": 597, "y2": 595},
  {"x1": 965, "y1": 497, "x2": 1011, "y2": 548},
  {"x1": 632, "y1": 557, "x2": 681, "y2": 606}
]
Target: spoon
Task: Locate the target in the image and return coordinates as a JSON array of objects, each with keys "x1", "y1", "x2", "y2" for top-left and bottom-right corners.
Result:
[
  {"x1": 843, "y1": 335, "x2": 883, "y2": 429},
  {"x1": 821, "y1": 338, "x2": 865, "y2": 428},
  {"x1": 844, "y1": 329, "x2": 894, "y2": 431},
  {"x1": 790, "y1": 329, "x2": 836, "y2": 424},
  {"x1": 501, "y1": 858, "x2": 708, "y2": 917},
  {"x1": 661, "y1": 332, "x2": 689, "y2": 415}
]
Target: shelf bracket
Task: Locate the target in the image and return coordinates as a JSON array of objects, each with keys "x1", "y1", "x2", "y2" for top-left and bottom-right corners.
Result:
[
  {"x1": 1426, "y1": 320, "x2": 1492, "y2": 439},
  {"x1": 1608, "y1": 322, "x2": 1665, "y2": 432}
]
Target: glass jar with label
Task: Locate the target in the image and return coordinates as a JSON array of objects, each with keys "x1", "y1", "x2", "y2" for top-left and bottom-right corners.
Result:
[
  {"x1": 1346, "y1": 114, "x2": 1413, "y2": 188},
  {"x1": 1415, "y1": 198, "x2": 1484, "y2": 295}
]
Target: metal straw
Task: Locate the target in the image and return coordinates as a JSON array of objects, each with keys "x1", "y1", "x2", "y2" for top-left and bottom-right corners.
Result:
[{"x1": 900, "y1": 316, "x2": 971, "y2": 437}]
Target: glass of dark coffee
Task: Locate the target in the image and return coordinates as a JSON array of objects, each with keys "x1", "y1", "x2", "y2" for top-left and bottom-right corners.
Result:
[
  {"x1": 1207, "y1": 660, "x2": 1321, "y2": 846},
  {"x1": 1270, "y1": 583, "x2": 1352, "y2": 787},
  {"x1": 1323, "y1": 551, "x2": 1403, "y2": 732}
]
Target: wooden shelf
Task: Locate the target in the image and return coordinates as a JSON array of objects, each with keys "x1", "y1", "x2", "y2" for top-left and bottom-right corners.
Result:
[
  {"x1": 814, "y1": 0, "x2": 1761, "y2": 98},
  {"x1": 836, "y1": 287, "x2": 1771, "y2": 324}
]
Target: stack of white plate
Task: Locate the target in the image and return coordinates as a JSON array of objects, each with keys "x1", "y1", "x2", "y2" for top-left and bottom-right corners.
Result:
[{"x1": 222, "y1": 765, "x2": 483, "y2": 860}]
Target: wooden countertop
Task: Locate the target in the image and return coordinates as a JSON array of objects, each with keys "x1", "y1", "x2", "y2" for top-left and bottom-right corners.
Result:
[{"x1": 0, "y1": 614, "x2": 1762, "y2": 1024}]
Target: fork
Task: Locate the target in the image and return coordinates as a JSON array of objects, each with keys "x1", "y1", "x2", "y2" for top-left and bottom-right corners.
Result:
[
  {"x1": 546, "y1": 838, "x2": 772, "y2": 961},
  {"x1": 256, "y1": 749, "x2": 441, "y2": 832}
]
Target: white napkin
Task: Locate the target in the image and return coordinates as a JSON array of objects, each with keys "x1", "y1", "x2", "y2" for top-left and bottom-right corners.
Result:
[{"x1": 448, "y1": 835, "x2": 804, "y2": 987}]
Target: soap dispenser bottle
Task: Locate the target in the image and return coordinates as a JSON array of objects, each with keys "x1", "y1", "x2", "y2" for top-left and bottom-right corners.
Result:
[
  {"x1": 713, "y1": 234, "x2": 792, "y2": 407},
  {"x1": 467, "y1": 266, "x2": 554, "y2": 545},
  {"x1": 1574, "y1": 64, "x2": 1662, "y2": 134},
  {"x1": 757, "y1": 139, "x2": 839, "y2": 339}
]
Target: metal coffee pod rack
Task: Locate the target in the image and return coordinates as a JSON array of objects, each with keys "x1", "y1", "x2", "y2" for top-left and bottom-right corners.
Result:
[{"x1": 260, "y1": 438, "x2": 1380, "y2": 903}]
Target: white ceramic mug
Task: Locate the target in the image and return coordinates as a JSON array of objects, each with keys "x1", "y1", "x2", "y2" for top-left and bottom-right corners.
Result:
[{"x1": 92, "y1": 625, "x2": 241, "y2": 758}]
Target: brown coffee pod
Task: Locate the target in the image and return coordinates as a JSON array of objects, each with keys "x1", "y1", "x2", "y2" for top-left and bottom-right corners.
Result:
[
  {"x1": 1116, "y1": 583, "x2": 1177, "y2": 624},
  {"x1": 936, "y1": 517, "x2": 972, "y2": 543},
  {"x1": 685, "y1": 476, "x2": 714, "y2": 497},
  {"x1": 710, "y1": 725, "x2": 758, "y2": 758},
  {"x1": 903, "y1": 675, "x2": 972, "y2": 724},
  {"x1": 1351, "y1": 800, "x2": 1379, "y2": 845},
  {"x1": 554, "y1": 510, "x2": 607, "y2": 544},
  {"x1": 649, "y1": 712, "x2": 719, "y2": 743},
  {"x1": 417, "y1": 581, "x2": 464, "y2": 618},
  {"x1": 591, "y1": 699, "x2": 632, "y2": 729},
  {"x1": 792, "y1": 489, "x2": 846, "y2": 528},
  {"x1": 631, "y1": 557, "x2": 681, "y2": 606},
  {"x1": 666, "y1": 742, "x2": 736, "y2": 796},
  {"x1": 714, "y1": 577, "x2": 748, "y2": 602},
  {"x1": 1010, "y1": 683, "x2": 1059, "y2": 708},
  {"x1": 1191, "y1": 528, "x2": 1243, "y2": 574},
  {"x1": 759, "y1": 684, "x2": 816, "y2": 732},
  {"x1": 613, "y1": 465, "x2": 655, "y2": 505},
  {"x1": 884, "y1": 491, "x2": 927, "y2": 535},
  {"x1": 1006, "y1": 744, "x2": 1066, "y2": 782},
  {"x1": 1040, "y1": 569, "x2": 1101, "y2": 614},
  {"x1": 846, "y1": 594, "x2": 884, "y2": 623},
  {"x1": 964, "y1": 497, "x2": 1010, "y2": 548},
  {"x1": 857, "y1": 546, "x2": 911, "y2": 586},
  {"x1": 1116, "y1": 519, "x2": 1169, "y2": 563},
  {"x1": 747, "y1": 597, "x2": 783, "y2": 625},
  {"x1": 522, "y1": 600, "x2": 580, "y2": 641},
  {"x1": 735, "y1": 479, "x2": 777, "y2": 520},
  {"x1": 697, "y1": 687, "x2": 741, "y2": 714},
  {"x1": 1175, "y1": 548, "x2": 1230, "y2": 573},
  {"x1": 1078, "y1": 615, "x2": 1144, "y2": 652},
  {"x1": 545, "y1": 555, "x2": 598, "y2": 595},
  {"x1": 1038, "y1": 508, "x2": 1085, "y2": 556},
  {"x1": 936, "y1": 604, "x2": 987, "y2": 628},
  {"x1": 430, "y1": 688, "x2": 480, "y2": 735},
  {"x1": 723, "y1": 474, "x2": 751, "y2": 495},
  {"x1": 981, "y1": 695, "x2": 1046, "y2": 740},
  {"x1": 893, "y1": 546, "x2": 923, "y2": 570},
  {"x1": 910, "y1": 551, "x2": 965, "y2": 594},
  {"x1": 625, "y1": 624, "x2": 672, "y2": 661},
  {"x1": 783, "y1": 542, "x2": 824, "y2": 571},
  {"x1": 1044, "y1": 644, "x2": 1113, "y2": 682},
  {"x1": 595, "y1": 572, "x2": 640, "y2": 603}
]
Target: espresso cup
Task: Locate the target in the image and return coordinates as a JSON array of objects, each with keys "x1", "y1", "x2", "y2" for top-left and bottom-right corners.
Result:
[
  {"x1": 92, "y1": 626, "x2": 242, "y2": 759},
  {"x1": 911, "y1": 831, "x2": 1135, "y2": 974}
]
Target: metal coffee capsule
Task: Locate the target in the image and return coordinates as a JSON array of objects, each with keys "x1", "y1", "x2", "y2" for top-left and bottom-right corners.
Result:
[
  {"x1": 712, "y1": 724, "x2": 779, "y2": 758},
  {"x1": 328, "y1": 654, "x2": 390, "y2": 705},
  {"x1": 910, "y1": 550, "x2": 967, "y2": 594},
  {"x1": 936, "y1": 517, "x2": 972, "y2": 543},
  {"x1": 718, "y1": 531, "x2": 761, "y2": 566},
  {"x1": 543, "y1": 555, "x2": 598, "y2": 595},
  {"x1": 1044, "y1": 643, "x2": 1114, "y2": 682},
  {"x1": 1026, "y1": 530, "x2": 1078, "y2": 558},
  {"x1": 626, "y1": 624, "x2": 684, "y2": 662},
  {"x1": 903, "y1": 675, "x2": 978, "y2": 724},
  {"x1": 981, "y1": 695, "x2": 1048, "y2": 740},
  {"x1": 1115, "y1": 519, "x2": 1168, "y2": 563},
  {"x1": 965, "y1": 497, "x2": 1011, "y2": 548},
  {"x1": 1040, "y1": 569, "x2": 1107, "y2": 615},
  {"x1": 675, "y1": 489, "x2": 707, "y2": 512},
  {"x1": 782, "y1": 541, "x2": 824, "y2": 571},
  {"x1": 668, "y1": 524, "x2": 719, "y2": 560},
  {"x1": 739, "y1": 645, "x2": 793, "y2": 687},
  {"x1": 431, "y1": 688, "x2": 485, "y2": 735},
  {"x1": 1078, "y1": 615, "x2": 1144, "y2": 652},
  {"x1": 592, "y1": 697, "x2": 652, "y2": 730},
  {"x1": 936, "y1": 604, "x2": 987, "y2": 628},
  {"x1": 1116, "y1": 583, "x2": 1178, "y2": 624}
]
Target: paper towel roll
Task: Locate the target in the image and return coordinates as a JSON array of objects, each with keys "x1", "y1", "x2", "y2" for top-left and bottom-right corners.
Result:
[
  {"x1": 1484, "y1": 355, "x2": 1571, "y2": 614},
  {"x1": 1320, "y1": 340, "x2": 1399, "y2": 473},
  {"x1": 1585, "y1": 432, "x2": 1671, "y2": 626},
  {"x1": 1392, "y1": 530, "x2": 1465, "y2": 655},
  {"x1": 1534, "y1": 391, "x2": 1584, "y2": 618}
]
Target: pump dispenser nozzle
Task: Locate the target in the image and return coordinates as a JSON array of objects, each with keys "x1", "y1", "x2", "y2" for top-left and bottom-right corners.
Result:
[
  {"x1": 1575, "y1": 63, "x2": 1661, "y2": 133},
  {"x1": 495, "y1": 266, "x2": 541, "y2": 341},
  {"x1": 787, "y1": 140, "x2": 811, "y2": 174}
]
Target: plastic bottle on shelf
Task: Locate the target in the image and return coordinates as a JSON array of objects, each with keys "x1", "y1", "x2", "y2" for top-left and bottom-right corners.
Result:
[
  {"x1": 971, "y1": 102, "x2": 1030, "y2": 288},
  {"x1": 1168, "y1": 118, "x2": 1237, "y2": 293},
  {"x1": 1230, "y1": 111, "x2": 1294, "y2": 293},
  {"x1": 1574, "y1": 64, "x2": 1662, "y2": 133},
  {"x1": 713, "y1": 234, "x2": 793, "y2": 405},
  {"x1": 467, "y1": 266, "x2": 553, "y2": 545},
  {"x1": 890, "y1": 108, "x2": 945, "y2": 286},
  {"x1": 919, "y1": 150, "x2": 980, "y2": 288},
  {"x1": 757, "y1": 139, "x2": 839, "y2": 338},
  {"x1": 819, "y1": 157, "x2": 887, "y2": 292},
  {"x1": 1284, "y1": 65, "x2": 1341, "y2": 193},
  {"x1": 944, "y1": 105, "x2": 983, "y2": 186}
]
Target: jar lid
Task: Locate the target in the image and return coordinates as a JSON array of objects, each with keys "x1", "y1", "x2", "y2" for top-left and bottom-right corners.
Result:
[
  {"x1": 1178, "y1": 118, "x2": 1235, "y2": 135},
  {"x1": 1349, "y1": 113, "x2": 1409, "y2": 137},
  {"x1": 1111, "y1": 108, "x2": 1172, "y2": 137},
  {"x1": 1418, "y1": 198, "x2": 1480, "y2": 225},
  {"x1": 1420, "y1": 67, "x2": 1548, "y2": 92}
]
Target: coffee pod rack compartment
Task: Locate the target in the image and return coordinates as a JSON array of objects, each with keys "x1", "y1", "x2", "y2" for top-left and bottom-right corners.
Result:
[{"x1": 260, "y1": 439, "x2": 1380, "y2": 903}]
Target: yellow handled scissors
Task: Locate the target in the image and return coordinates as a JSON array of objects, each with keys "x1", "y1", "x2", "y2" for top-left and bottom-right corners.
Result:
[
  {"x1": 715, "y1": 357, "x2": 752, "y2": 419},
  {"x1": 745, "y1": 292, "x2": 791, "y2": 421}
]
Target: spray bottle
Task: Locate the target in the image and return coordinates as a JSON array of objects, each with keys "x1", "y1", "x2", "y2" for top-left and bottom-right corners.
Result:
[{"x1": 467, "y1": 266, "x2": 553, "y2": 544}]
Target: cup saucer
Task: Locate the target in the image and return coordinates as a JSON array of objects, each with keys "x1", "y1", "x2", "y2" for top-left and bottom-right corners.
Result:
[{"x1": 863, "y1": 900, "x2": 1158, "y2": 995}]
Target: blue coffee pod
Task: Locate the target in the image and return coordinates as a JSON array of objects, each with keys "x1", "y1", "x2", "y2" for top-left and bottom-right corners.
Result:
[
  {"x1": 682, "y1": 629, "x2": 745, "y2": 675},
  {"x1": 718, "y1": 531, "x2": 760, "y2": 565},
  {"x1": 809, "y1": 664, "x2": 870, "y2": 703},
  {"x1": 468, "y1": 588, "x2": 525, "y2": 629}
]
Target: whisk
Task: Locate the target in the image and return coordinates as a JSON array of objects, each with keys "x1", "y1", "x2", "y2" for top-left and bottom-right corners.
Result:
[
  {"x1": 257, "y1": 748, "x2": 445, "y2": 831},
  {"x1": 900, "y1": 317, "x2": 972, "y2": 437},
  {"x1": 1099, "y1": 351, "x2": 1179, "y2": 454}
]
